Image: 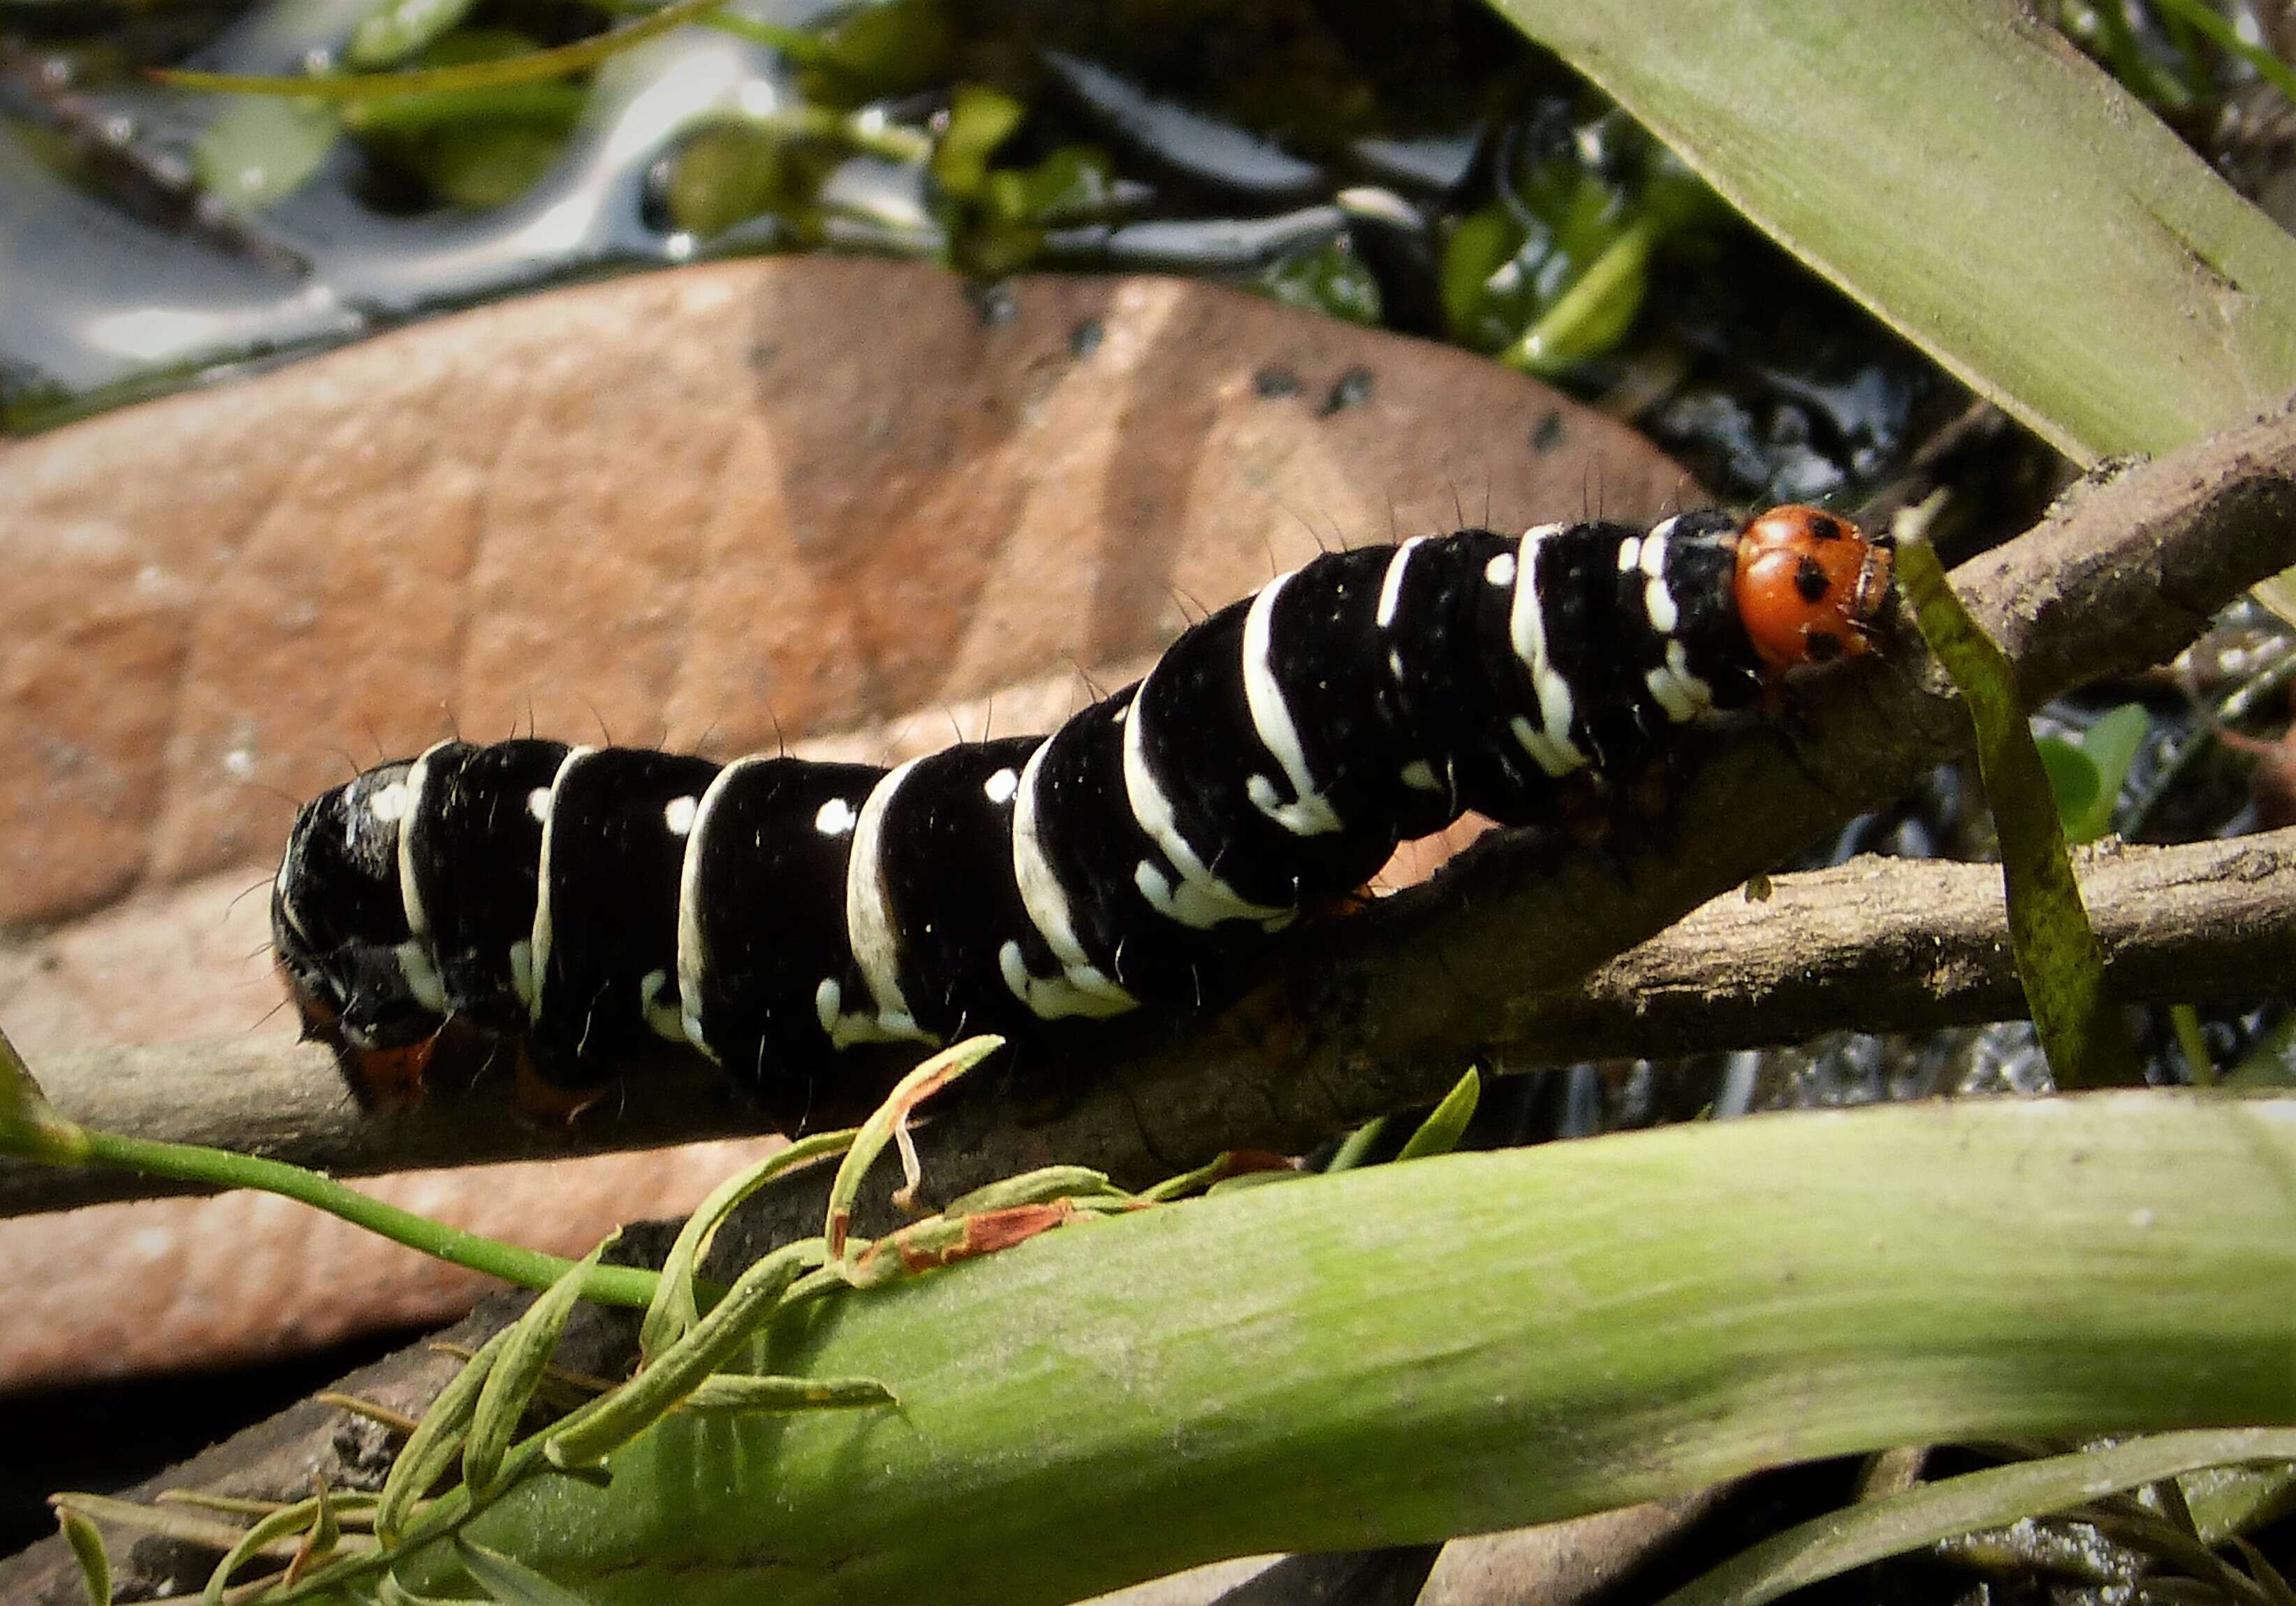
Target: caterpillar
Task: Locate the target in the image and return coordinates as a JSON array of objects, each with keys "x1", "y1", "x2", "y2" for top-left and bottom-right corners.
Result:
[{"x1": 272, "y1": 504, "x2": 1890, "y2": 1118}]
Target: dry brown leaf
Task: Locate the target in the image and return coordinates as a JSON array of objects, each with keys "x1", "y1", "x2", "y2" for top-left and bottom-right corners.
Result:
[
  {"x1": 0, "y1": 258, "x2": 1695, "y2": 1384},
  {"x1": 1, "y1": 256, "x2": 1697, "y2": 939}
]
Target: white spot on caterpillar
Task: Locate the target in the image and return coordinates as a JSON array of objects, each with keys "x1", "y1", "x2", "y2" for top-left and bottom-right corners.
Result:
[
  {"x1": 1007, "y1": 740, "x2": 1139, "y2": 1020},
  {"x1": 1646, "y1": 638, "x2": 1716, "y2": 723},
  {"x1": 1387, "y1": 649, "x2": 1405, "y2": 680},
  {"x1": 1242, "y1": 574, "x2": 1343, "y2": 837},
  {"x1": 1616, "y1": 534, "x2": 1642, "y2": 572},
  {"x1": 1640, "y1": 527, "x2": 1679, "y2": 636},
  {"x1": 664, "y1": 794, "x2": 699, "y2": 837},
  {"x1": 814, "y1": 797, "x2": 857, "y2": 837},
  {"x1": 1376, "y1": 536, "x2": 1426, "y2": 630},
  {"x1": 526, "y1": 787, "x2": 550, "y2": 822},
  {"x1": 984, "y1": 767, "x2": 1019, "y2": 805},
  {"x1": 1000, "y1": 938, "x2": 1137, "y2": 1021},
  {"x1": 370, "y1": 780, "x2": 409, "y2": 824},
  {"x1": 395, "y1": 940, "x2": 446, "y2": 1013},
  {"x1": 640, "y1": 968, "x2": 685, "y2": 1042},
  {"x1": 1484, "y1": 551, "x2": 1516, "y2": 588},
  {"x1": 1507, "y1": 528, "x2": 1587, "y2": 778}
]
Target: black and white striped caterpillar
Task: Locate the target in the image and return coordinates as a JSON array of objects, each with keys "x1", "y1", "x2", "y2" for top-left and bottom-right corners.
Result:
[{"x1": 272, "y1": 505, "x2": 1889, "y2": 1116}]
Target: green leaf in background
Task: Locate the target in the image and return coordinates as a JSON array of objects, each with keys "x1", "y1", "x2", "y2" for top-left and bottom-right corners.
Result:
[
  {"x1": 2038, "y1": 703, "x2": 2151, "y2": 845},
  {"x1": 1479, "y1": 0, "x2": 2296, "y2": 462},
  {"x1": 1655, "y1": 1431, "x2": 2296, "y2": 1606},
  {"x1": 191, "y1": 95, "x2": 339, "y2": 211},
  {"x1": 347, "y1": 0, "x2": 477, "y2": 70}
]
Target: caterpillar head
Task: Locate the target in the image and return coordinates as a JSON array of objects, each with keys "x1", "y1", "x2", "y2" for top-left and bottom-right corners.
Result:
[
  {"x1": 1734, "y1": 505, "x2": 1892, "y2": 675},
  {"x1": 271, "y1": 762, "x2": 442, "y2": 1105}
]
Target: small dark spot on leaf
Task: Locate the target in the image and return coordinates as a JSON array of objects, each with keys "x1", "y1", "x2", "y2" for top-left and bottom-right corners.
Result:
[
  {"x1": 1533, "y1": 411, "x2": 1565, "y2": 452},
  {"x1": 1319, "y1": 367, "x2": 1374, "y2": 416},
  {"x1": 1255, "y1": 367, "x2": 1303, "y2": 400},
  {"x1": 1322, "y1": 365, "x2": 1368, "y2": 414},
  {"x1": 747, "y1": 341, "x2": 779, "y2": 372},
  {"x1": 1069, "y1": 319, "x2": 1104, "y2": 359}
]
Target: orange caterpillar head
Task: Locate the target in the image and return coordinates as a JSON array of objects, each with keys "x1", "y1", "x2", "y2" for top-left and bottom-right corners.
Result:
[{"x1": 1734, "y1": 505, "x2": 1892, "y2": 676}]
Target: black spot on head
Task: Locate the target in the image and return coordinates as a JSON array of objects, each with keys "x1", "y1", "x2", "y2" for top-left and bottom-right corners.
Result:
[
  {"x1": 1804, "y1": 629, "x2": 1844, "y2": 663},
  {"x1": 1794, "y1": 555, "x2": 1831, "y2": 601},
  {"x1": 1069, "y1": 319, "x2": 1105, "y2": 359},
  {"x1": 1318, "y1": 367, "x2": 1374, "y2": 417},
  {"x1": 1255, "y1": 367, "x2": 1303, "y2": 400},
  {"x1": 1533, "y1": 411, "x2": 1565, "y2": 452},
  {"x1": 1806, "y1": 512, "x2": 1845, "y2": 541}
]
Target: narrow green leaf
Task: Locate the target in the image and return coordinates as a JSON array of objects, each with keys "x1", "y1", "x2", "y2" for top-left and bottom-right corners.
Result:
[
  {"x1": 1394, "y1": 1070, "x2": 1481, "y2": 1162},
  {"x1": 825, "y1": 1035, "x2": 1004, "y2": 1261},
  {"x1": 379, "y1": 1327, "x2": 515, "y2": 1545},
  {"x1": 1322, "y1": 1117, "x2": 1392, "y2": 1174},
  {"x1": 54, "y1": 1505, "x2": 111, "y2": 1606},
  {"x1": 453, "y1": 1538, "x2": 597, "y2": 1606},
  {"x1": 680, "y1": 1373, "x2": 897, "y2": 1414},
  {"x1": 1479, "y1": 0, "x2": 2296, "y2": 461},
  {"x1": 202, "y1": 1498, "x2": 327, "y2": 1606},
  {"x1": 466, "y1": 1237, "x2": 615, "y2": 1495},
  {"x1": 2035, "y1": 737, "x2": 2103, "y2": 843},
  {"x1": 1897, "y1": 538, "x2": 2139, "y2": 1088},
  {"x1": 942, "y1": 1167, "x2": 1114, "y2": 1216},
  {"x1": 2182, "y1": 1461, "x2": 2296, "y2": 1545},
  {"x1": 47, "y1": 1494, "x2": 281, "y2": 1556},
  {"x1": 2079, "y1": 704, "x2": 2154, "y2": 830},
  {"x1": 544, "y1": 1239, "x2": 818, "y2": 1471},
  {"x1": 379, "y1": 1571, "x2": 490, "y2": 1606},
  {"x1": 1657, "y1": 1430, "x2": 2296, "y2": 1606},
  {"x1": 641, "y1": 1129, "x2": 855, "y2": 1365}
]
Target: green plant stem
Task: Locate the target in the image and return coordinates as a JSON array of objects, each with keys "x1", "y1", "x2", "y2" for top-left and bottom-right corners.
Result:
[
  {"x1": 330, "y1": 1090, "x2": 2295, "y2": 1606},
  {"x1": 75, "y1": 1129, "x2": 659, "y2": 1308}
]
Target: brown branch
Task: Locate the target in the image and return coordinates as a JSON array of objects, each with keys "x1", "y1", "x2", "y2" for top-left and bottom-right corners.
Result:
[{"x1": 10, "y1": 822, "x2": 2295, "y2": 1218}]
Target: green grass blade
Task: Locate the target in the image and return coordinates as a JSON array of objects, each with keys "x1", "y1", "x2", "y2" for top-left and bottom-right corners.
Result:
[
  {"x1": 335, "y1": 1091, "x2": 2296, "y2": 1606},
  {"x1": 1479, "y1": 0, "x2": 2296, "y2": 460},
  {"x1": 1657, "y1": 1430, "x2": 2296, "y2": 1606},
  {"x1": 1898, "y1": 538, "x2": 2140, "y2": 1088},
  {"x1": 466, "y1": 1239, "x2": 614, "y2": 1495}
]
